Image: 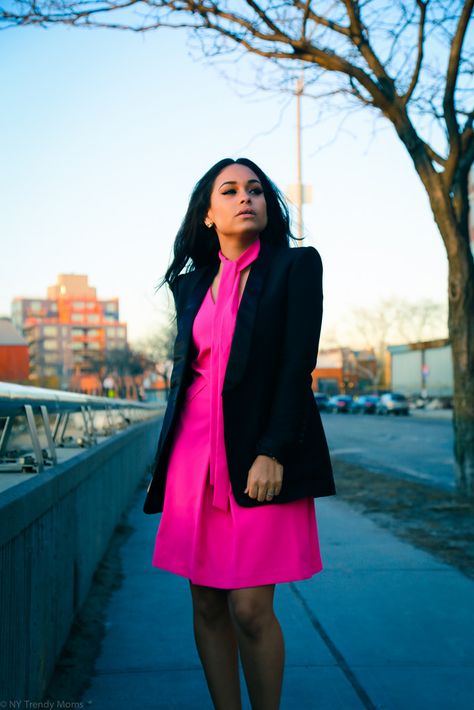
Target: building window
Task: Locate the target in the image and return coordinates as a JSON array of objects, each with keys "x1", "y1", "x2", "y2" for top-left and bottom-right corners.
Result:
[
  {"x1": 86, "y1": 342, "x2": 100, "y2": 350},
  {"x1": 71, "y1": 314, "x2": 83, "y2": 322},
  {"x1": 43, "y1": 340, "x2": 58, "y2": 350},
  {"x1": 72, "y1": 328, "x2": 84, "y2": 336},
  {"x1": 104, "y1": 315, "x2": 117, "y2": 322},
  {"x1": 86, "y1": 329, "x2": 100, "y2": 337},
  {"x1": 43, "y1": 353, "x2": 59, "y2": 363},
  {"x1": 86, "y1": 302, "x2": 95, "y2": 310},
  {"x1": 72, "y1": 342, "x2": 83, "y2": 350},
  {"x1": 72, "y1": 301, "x2": 85, "y2": 309},
  {"x1": 43, "y1": 326, "x2": 58, "y2": 336},
  {"x1": 87, "y1": 314, "x2": 100, "y2": 323},
  {"x1": 30, "y1": 301, "x2": 43, "y2": 313},
  {"x1": 106, "y1": 327, "x2": 116, "y2": 337},
  {"x1": 116, "y1": 327, "x2": 126, "y2": 338}
]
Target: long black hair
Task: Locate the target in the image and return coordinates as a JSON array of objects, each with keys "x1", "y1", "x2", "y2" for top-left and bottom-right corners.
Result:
[{"x1": 158, "y1": 158, "x2": 296, "y2": 293}]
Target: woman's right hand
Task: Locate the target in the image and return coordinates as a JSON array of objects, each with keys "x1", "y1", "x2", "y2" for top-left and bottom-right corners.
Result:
[{"x1": 244, "y1": 455, "x2": 283, "y2": 502}]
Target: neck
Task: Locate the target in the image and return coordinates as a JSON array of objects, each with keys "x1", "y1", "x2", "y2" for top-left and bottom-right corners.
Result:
[{"x1": 218, "y1": 234, "x2": 259, "y2": 261}]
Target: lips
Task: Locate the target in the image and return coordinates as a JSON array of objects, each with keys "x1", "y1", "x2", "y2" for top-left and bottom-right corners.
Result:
[{"x1": 236, "y1": 209, "x2": 256, "y2": 216}]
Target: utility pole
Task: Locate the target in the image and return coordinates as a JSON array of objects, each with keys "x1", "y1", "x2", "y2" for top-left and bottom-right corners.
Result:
[
  {"x1": 296, "y1": 72, "x2": 304, "y2": 245},
  {"x1": 286, "y1": 70, "x2": 312, "y2": 246}
]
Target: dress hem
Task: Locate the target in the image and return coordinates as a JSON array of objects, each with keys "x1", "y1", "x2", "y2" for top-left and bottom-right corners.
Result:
[{"x1": 151, "y1": 560, "x2": 323, "y2": 589}]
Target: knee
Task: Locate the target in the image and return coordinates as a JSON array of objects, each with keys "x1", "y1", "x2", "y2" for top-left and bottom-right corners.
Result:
[
  {"x1": 191, "y1": 587, "x2": 228, "y2": 628},
  {"x1": 229, "y1": 597, "x2": 273, "y2": 640}
]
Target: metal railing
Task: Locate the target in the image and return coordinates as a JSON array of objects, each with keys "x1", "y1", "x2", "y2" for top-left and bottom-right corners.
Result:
[{"x1": 0, "y1": 382, "x2": 165, "y2": 474}]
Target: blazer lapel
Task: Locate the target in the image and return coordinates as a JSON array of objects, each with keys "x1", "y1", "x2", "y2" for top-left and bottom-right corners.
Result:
[
  {"x1": 172, "y1": 240, "x2": 274, "y2": 396},
  {"x1": 171, "y1": 263, "x2": 217, "y2": 394},
  {"x1": 223, "y1": 240, "x2": 274, "y2": 391}
]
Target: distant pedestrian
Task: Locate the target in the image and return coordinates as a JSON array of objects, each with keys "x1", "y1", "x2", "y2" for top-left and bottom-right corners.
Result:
[{"x1": 144, "y1": 158, "x2": 335, "y2": 709}]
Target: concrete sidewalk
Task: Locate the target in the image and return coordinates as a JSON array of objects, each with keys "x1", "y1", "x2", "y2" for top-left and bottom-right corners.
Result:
[{"x1": 80, "y1": 485, "x2": 474, "y2": 710}]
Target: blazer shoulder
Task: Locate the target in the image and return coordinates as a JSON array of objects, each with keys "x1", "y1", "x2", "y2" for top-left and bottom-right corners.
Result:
[
  {"x1": 278, "y1": 245, "x2": 323, "y2": 271},
  {"x1": 173, "y1": 266, "x2": 206, "y2": 292}
]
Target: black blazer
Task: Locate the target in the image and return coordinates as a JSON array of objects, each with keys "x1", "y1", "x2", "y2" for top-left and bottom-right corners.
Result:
[{"x1": 143, "y1": 240, "x2": 335, "y2": 514}]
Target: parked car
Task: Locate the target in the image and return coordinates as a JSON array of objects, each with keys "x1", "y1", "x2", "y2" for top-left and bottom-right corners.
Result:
[
  {"x1": 314, "y1": 393, "x2": 330, "y2": 412},
  {"x1": 327, "y1": 395, "x2": 353, "y2": 413},
  {"x1": 350, "y1": 395, "x2": 380, "y2": 414},
  {"x1": 376, "y1": 392, "x2": 409, "y2": 416}
]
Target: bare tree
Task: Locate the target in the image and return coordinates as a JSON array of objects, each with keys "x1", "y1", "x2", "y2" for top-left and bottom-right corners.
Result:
[
  {"x1": 350, "y1": 298, "x2": 397, "y2": 386},
  {"x1": 393, "y1": 297, "x2": 448, "y2": 344},
  {"x1": 135, "y1": 318, "x2": 177, "y2": 391},
  {"x1": 2, "y1": 1, "x2": 473, "y2": 494},
  {"x1": 137, "y1": 321, "x2": 177, "y2": 366},
  {"x1": 348, "y1": 296, "x2": 448, "y2": 385}
]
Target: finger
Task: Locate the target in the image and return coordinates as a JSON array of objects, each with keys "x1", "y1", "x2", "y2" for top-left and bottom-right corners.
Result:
[
  {"x1": 257, "y1": 487, "x2": 268, "y2": 503},
  {"x1": 246, "y1": 481, "x2": 259, "y2": 499}
]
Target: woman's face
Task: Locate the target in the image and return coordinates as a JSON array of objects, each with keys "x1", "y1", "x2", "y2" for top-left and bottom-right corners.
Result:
[{"x1": 206, "y1": 163, "x2": 268, "y2": 240}]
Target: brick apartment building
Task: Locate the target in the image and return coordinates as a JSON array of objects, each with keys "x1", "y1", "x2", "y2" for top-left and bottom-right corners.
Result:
[
  {"x1": 312, "y1": 347, "x2": 379, "y2": 395},
  {"x1": 0, "y1": 318, "x2": 30, "y2": 382},
  {"x1": 11, "y1": 274, "x2": 128, "y2": 391}
]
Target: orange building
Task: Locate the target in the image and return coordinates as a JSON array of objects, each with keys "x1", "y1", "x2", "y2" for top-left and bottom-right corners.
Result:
[
  {"x1": 0, "y1": 318, "x2": 29, "y2": 382},
  {"x1": 11, "y1": 274, "x2": 128, "y2": 391},
  {"x1": 312, "y1": 347, "x2": 378, "y2": 395}
]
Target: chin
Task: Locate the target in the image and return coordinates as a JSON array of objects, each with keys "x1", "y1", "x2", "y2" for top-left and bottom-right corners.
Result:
[{"x1": 240, "y1": 222, "x2": 265, "y2": 235}]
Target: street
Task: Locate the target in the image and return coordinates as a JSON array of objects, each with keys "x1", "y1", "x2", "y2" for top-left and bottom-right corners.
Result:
[{"x1": 321, "y1": 411, "x2": 455, "y2": 491}]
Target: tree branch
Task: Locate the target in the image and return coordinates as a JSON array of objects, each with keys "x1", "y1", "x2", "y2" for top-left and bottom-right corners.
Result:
[
  {"x1": 243, "y1": 0, "x2": 286, "y2": 39},
  {"x1": 191, "y1": 2, "x2": 291, "y2": 44},
  {"x1": 342, "y1": 0, "x2": 395, "y2": 98},
  {"x1": 423, "y1": 142, "x2": 447, "y2": 167},
  {"x1": 293, "y1": 0, "x2": 351, "y2": 38},
  {"x1": 443, "y1": 0, "x2": 474, "y2": 187},
  {"x1": 402, "y1": 0, "x2": 427, "y2": 105}
]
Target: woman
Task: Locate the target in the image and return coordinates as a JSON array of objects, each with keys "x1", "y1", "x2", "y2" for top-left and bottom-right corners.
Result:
[{"x1": 144, "y1": 157, "x2": 335, "y2": 710}]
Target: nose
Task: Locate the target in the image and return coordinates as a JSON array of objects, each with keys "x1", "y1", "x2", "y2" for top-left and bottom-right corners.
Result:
[{"x1": 240, "y1": 191, "x2": 251, "y2": 203}]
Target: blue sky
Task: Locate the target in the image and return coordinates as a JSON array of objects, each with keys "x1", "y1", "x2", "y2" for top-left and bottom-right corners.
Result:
[{"x1": 1, "y1": 22, "x2": 448, "y2": 348}]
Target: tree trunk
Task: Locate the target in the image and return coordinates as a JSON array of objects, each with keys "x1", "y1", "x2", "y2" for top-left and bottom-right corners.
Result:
[
  {"x1": 447, "y1": 232, "x2": 474, "y2": 496},
  {"x1": 427, "y1": 188, "x2": 474, "y2": 497},
  {"x1": 391, "y1": 108, "x2": 474, "y2": 497}
]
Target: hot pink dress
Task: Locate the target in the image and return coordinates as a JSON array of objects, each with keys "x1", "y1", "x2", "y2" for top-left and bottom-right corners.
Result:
[{"x1": 152, "y1": 237, "x2": 323, "y2": 588}]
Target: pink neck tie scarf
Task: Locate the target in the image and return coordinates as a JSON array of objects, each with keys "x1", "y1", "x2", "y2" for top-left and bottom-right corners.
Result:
[{"x1": 209, "y1": 237, "x2": 261, "y2": 511}]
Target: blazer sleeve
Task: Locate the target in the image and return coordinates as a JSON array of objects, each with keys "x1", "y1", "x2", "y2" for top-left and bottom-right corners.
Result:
[{"x1": 255, "y1": 246, "x2": 323, "y2": 464}]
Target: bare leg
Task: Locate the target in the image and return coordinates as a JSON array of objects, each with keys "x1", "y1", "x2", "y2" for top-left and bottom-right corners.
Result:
[
  {"x1": 228, "y1": 585, "x2": 284, "y2": 710},
  {"x1": 189, "y1": 582, "x2": 242, "y2": 710}
]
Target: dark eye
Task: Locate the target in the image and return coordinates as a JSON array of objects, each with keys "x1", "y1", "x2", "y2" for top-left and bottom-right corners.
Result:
[
  {"x1": 250, "y1": 188, "x2": 263, "y2": 195},
  {"x1": 222, "y1": 189, "x2": 237, "y2": 195}
]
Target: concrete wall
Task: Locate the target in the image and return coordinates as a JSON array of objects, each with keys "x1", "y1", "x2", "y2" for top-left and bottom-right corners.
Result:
[
  {"x1": 392, "y1": 350, "x2": 422, "y2": 394},
  {"x1": 425, "y1": 345, "x2": 453, "y2": 396},
  {"x1": 0, "y1": 416, "x2": 162, "y2": 701},
  {"x1": 391, "y1": 344, "x2": 453, "y2": 397}
]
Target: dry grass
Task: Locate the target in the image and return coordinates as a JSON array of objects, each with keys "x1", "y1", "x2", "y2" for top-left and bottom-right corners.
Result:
[{"x1": 333, "y1": 458, "x2": 474, "y2": 580}]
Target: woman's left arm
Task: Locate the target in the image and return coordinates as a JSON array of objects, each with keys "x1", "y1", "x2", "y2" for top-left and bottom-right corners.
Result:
[{"x1": 253, "y1": 246, "x2": 324, "y2": 467}]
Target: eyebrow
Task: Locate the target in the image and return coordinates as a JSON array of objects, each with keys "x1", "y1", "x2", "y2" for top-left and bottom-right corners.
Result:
[{"x1": 218, "y1": 179, "x2": 262, "y2": 189}]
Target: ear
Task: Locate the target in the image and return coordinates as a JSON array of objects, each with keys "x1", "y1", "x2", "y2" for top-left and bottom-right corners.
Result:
[{"x1": 204, "y1": 209, "x2": 214, "y2": 229}]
